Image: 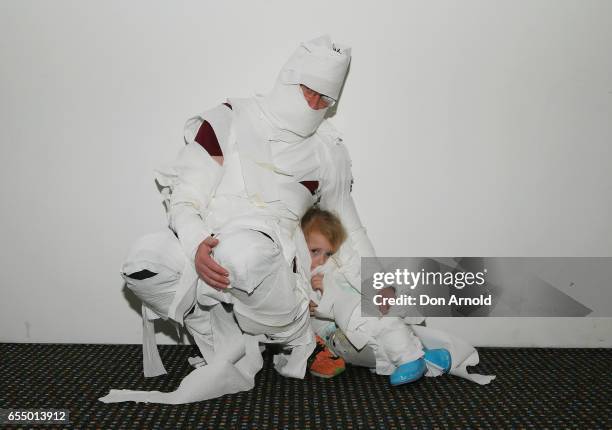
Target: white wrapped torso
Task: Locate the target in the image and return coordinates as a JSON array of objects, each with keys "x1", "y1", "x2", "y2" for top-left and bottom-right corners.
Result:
[{"x1": 156, "y1": 97, "x2": 376, "y2": 292}]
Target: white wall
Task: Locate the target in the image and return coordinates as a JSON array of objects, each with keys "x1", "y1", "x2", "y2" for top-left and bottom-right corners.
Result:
[{"x1": 1, "y1": 0, "x2": 610, "y2": 347}]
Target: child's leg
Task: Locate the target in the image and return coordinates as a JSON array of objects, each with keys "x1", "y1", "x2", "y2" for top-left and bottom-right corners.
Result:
[
  {"x1": 312, "y1": 318, "x2": 430, "y2": 385},
  {"x1": 328, "y1": 329, "x2": 377, "y2": 368},
  {"x1": 366, "y1": 320, "x2": 427, "y2": 386},
  {"x1": 334, "y1": 312, "x2": 428, "y2": 385},
  {"x1": 308, "y1": 319, "x2": 346, "y2": 378},
  {"x1": 312, "y1": 317, "x2": 424, "y2": 373},
  {"x1": 358, "y1": 317, "x2": 424, "y2": 375}
]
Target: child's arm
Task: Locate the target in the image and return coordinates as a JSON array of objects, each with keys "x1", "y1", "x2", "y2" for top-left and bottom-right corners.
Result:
[{"x1": 318, "y1": 141, "x2": 377, "y2": 259}]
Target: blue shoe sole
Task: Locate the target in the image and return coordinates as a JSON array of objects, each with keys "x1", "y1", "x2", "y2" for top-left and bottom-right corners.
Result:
[
  {"x1": 390, "y1": 358, "x2": 426, "y2": 386},
  {"x1": 423, "y1": 348, "x2": 452, "y2": 373}
]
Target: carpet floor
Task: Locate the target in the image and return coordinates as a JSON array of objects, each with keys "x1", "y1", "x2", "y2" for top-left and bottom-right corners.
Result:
[{"x1": 1, "y1": 344, "x2": 610, "y2": 429}]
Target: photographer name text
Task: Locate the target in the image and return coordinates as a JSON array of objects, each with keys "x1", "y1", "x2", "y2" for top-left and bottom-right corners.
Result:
[{"x1": 373, "y1": 293, "x2": 492, "y2": 307}]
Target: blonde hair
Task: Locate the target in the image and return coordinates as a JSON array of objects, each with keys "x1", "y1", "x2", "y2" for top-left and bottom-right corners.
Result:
[{"x1": 301, "y1": 206, "x2": 347, "y2": 252}]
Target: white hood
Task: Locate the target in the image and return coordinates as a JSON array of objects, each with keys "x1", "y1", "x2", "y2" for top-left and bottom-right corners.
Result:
[{"x1": 259, "y1": 35, "x2": 351, "y2": 137}]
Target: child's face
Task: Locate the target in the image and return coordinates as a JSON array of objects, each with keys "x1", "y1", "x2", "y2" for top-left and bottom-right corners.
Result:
[{"x1": 306, "y1": 230, "x2": 335, "y2": 271}]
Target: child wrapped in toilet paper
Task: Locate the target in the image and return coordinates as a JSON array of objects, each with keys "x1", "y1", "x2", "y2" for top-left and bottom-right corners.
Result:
[{"x1": 299, "y1": 206, "x2": 496, "y2": 385}]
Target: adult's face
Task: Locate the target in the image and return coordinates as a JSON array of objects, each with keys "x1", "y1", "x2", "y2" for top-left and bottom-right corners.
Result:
[{"x1": 300, "y1": 84, "x2": 333, "y2": 110}]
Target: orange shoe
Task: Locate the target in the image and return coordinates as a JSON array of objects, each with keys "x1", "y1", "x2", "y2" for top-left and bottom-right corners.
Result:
[{"x1": 309, "y1": 336, "x2": 346, "y2": 378}]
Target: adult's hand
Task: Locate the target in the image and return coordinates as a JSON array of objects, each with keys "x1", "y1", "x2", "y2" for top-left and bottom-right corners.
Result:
[
  {"x1": 378, "y1": 286, "x2": 395, "y2": 315},
  {"x1": 195, "y1": 236, "x2": 230, "y2": 289}
]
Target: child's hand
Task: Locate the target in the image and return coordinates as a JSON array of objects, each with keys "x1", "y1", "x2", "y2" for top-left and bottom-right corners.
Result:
[
  {"x1": 311, "y1": 274, "x2": 324, "y2": 294},
  {"x1": 309, "y1": 300, "x2": 318, "y2": 316},
  {"x1": 378, "y1": 286, "x2": 395, "y2": 315}
]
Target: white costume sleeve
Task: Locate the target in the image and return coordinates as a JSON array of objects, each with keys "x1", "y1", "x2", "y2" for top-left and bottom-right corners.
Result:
[
  {"x1": 319, "y1": 138, "x2": 376, "y2": 257},
  {"x1": 318, "y1": 132, "x2": 380, "y2": 291},
  {"x1": 155, "y1": 115, "x2": 226, "y2": 261},
  {"x1": 338, "y1": 195, "x2": 376, "y2": 258}
]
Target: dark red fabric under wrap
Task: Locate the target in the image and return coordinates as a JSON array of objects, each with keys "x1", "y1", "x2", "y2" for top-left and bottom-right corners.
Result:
[
  {"x1": 300, "y1": 180, "x2": 319, "y2": 195},
  {"x1": 195, "y1": 104, "x2": 318, "y2": 197},
  {"x1": 194, "y1": 120, "x2": 223, "y2": 157}
]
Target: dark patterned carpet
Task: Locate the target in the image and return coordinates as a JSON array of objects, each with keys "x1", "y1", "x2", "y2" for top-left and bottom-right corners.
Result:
[{"x1": 1, "y1": 344, "x2": 610, "y2": 429}]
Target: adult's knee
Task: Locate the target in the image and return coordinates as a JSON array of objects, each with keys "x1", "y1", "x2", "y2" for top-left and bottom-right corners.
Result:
[
  {"x1": 123, "y1": 230, "x2": 184, "y2": 273},
  {"x1": 212, "y1": 229, "x2": 281, "y2": 294},
  {"x1": 122, "y1": 230, "x2": 184, "y2": 318}
]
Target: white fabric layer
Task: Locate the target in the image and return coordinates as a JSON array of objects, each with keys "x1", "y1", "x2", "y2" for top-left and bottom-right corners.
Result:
[
  {"x1": 315, "y1": 123, "x2": 383, "y2": 281},
  {"x1": 156, "y1": 100, "x2": 375, "y2": 290},
  {"x1": 100, "y1": 303, "x2": 264, "y2": 404},
  {"x1": 257, "y1": 35, "x2": 351, "y2": 137},
  {"x1": 281, "y1": 35, "x2": 351, "y2": 101},
  {"x1": 316, "y1": 319, "x2": 496, "y2": 385},
  {"x1": 105, "y1": 104, "x2": 375, "y2": 404},
  {"x1": 307, "y1": 259, "x2": 424, "y2": 375},
  {"x1": 411, "y1": 325, "x2": 496, "y2": 385},
  {"x1": 307, "y1": 258, "x2": 495, "y2": 384},
  {"x1": 258, "y1": 82, "x2": 328, "y2": 138},
  {"x1": 200, "y1": 226, "x2": 313, "y2": 343},
  {"x1": 154, "y1": 139, "x2": 219, "y2": 261},
  {"x1": 107, "y1": 60, "x2": 379, "y2": 402},
  {"x1": 108, "y1": 226, "x2": 315, "y2": 404}
]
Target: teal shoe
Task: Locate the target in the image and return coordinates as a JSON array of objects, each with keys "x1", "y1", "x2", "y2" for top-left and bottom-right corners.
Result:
[
  {"x1": 423, "y1": 348, "x2": 452, "y2": 373},
  {"x1": 389, "y1": 358, "x2": 426, "y2": 386}
]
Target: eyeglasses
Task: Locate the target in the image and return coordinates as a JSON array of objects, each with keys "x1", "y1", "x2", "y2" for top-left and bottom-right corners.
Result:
[{"x1": 300, "y1": 84, "x2": 336, "y2": 107}]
